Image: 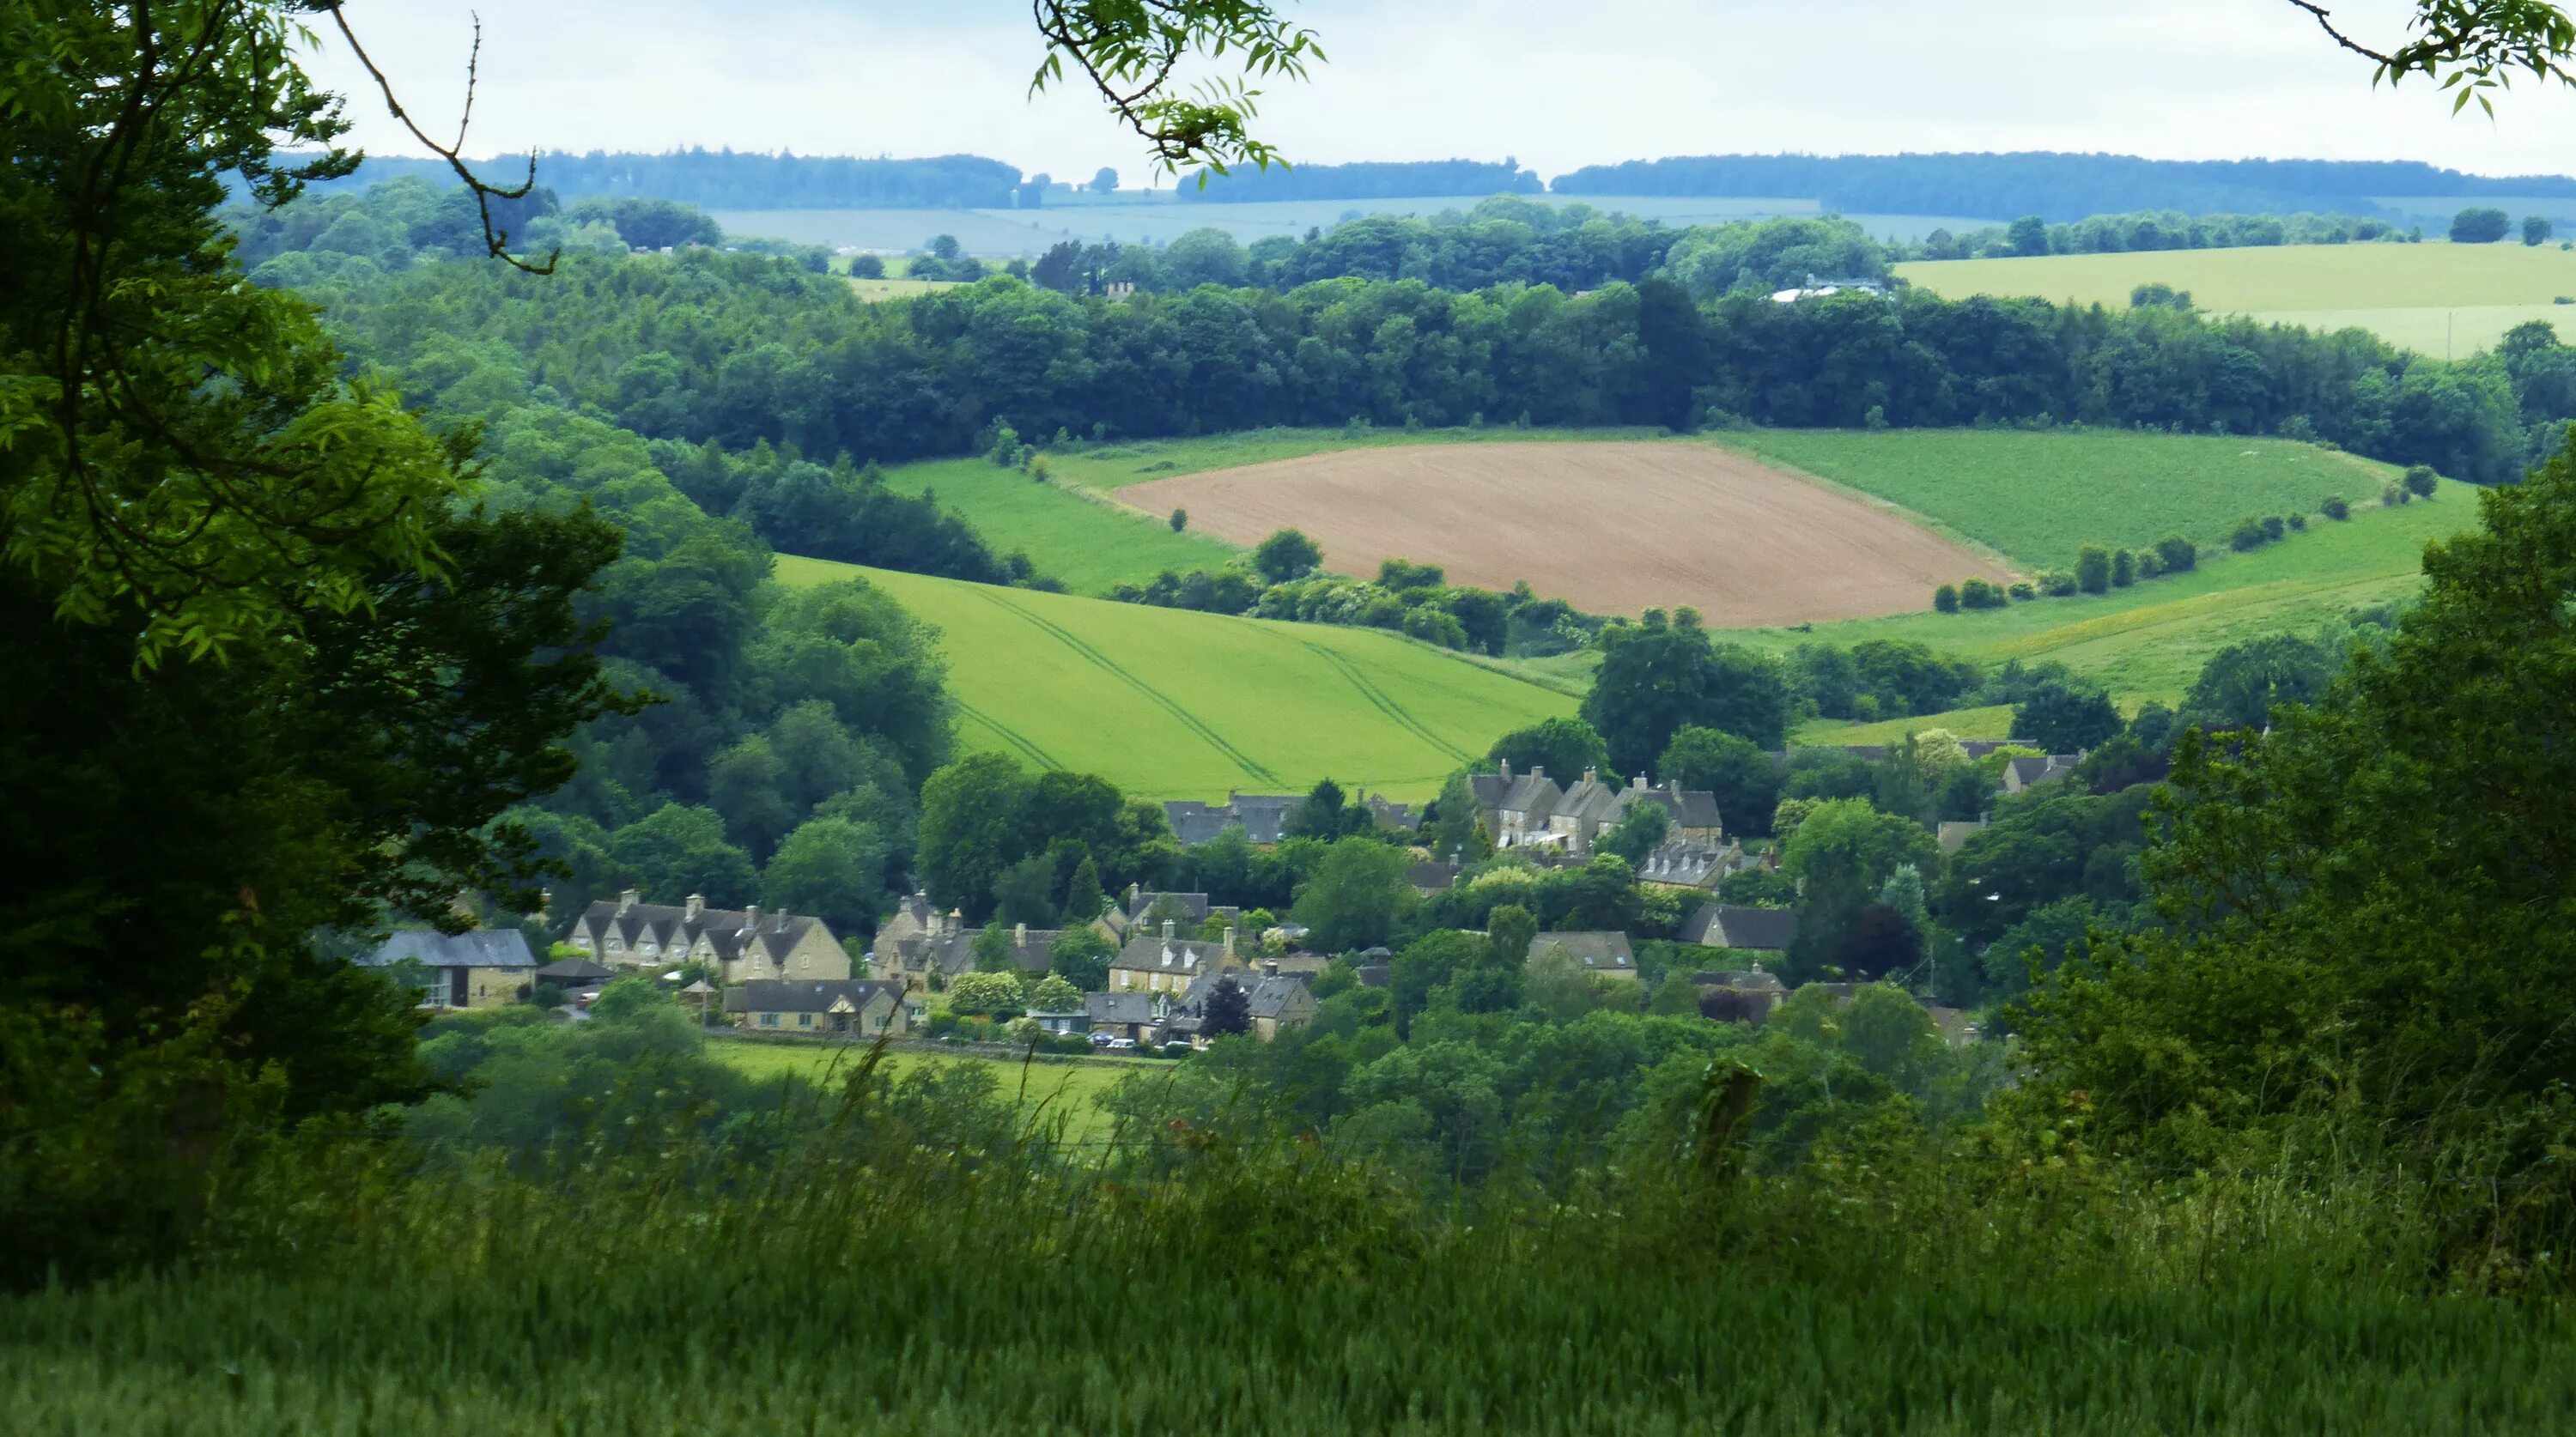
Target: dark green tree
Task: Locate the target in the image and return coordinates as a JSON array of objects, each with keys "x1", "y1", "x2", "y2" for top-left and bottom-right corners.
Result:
[
  {"x1": 2012, "y1": 682, "x2": 2123, "y2": 753},
  {"x1": 1581, "y1": 615, "x2": 1788, "y2": 776},
  {"x1": 1252, "y1": 528, "x2": 1323, "y2": 583},
  {"x1": 917, "y1": 754, "x2": 1031, "y2": 919},
  {"x1": 1200, "y1": 973, "x2": 1252, "y2": 1038},
  {"x1": 1487, "y1": 717, "x2": 1612, "y2": 782}
]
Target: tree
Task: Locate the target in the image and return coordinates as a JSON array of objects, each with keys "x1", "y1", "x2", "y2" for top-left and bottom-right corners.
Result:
[
  {"x1": 1200, "y1": 973, "x2": 1252, "y2": 1038},
  {"x1": 2180, "y1": 635, "x2": 2336, "y2": 733},
  {"x1": 972, "y1": 922, "x2": 1020, "y2": 973},
  {"x1": 1253, "y1": 528, "x2": 1322, "y2": 583},
  {"x1": 1488, "y1": 718, "x2": 1612, "y2": 783},
  {"x1": 1658, "y1": 726, "x2": 1781, "y2": 836},
  {"x1": 1782, "y1": 798, "x2": 1941, "y2": 977},
  {"x1": 1048, "y1": 928, "x2": 1116, "y2": 993},
  {"x1": 2008, "y1": 215, "x2": 2050, "y2": 256},
  {"x1": 946, "y1": 970, "x2": 1025, "y2": 1017},
  {"x1": 762, "y1": 817, "x2": 891, "y2": 939},
  {"x1": 610, "y1": 805, "x2": 759, "y2": 907},
  {"x1": 917, "y1": 754, "x2": 1031, "y2": 919},
  {"x1": 1091, "y1": 166, "x2": 1121, "y2": 193},
  {"x1": 1598, "y1": 802, "x2": 1671, "y2": 866},
  {"x1": 1581, "y1": 615, "x2": 1788, "y2": 777},
  {"x1": 2075, "y1": 544, "x2": 2112, "y2": 595},
  {"x1": 2527, "y1": 215, "x2": 2556, "y2": 245},
  {"x1": 1293, "y1": 840, "x2": 1416, "y2": 952},
  {"x1": 1485, "y1": 904, "x2": 1539, "y2": 970},
  {"x1": 2451, "y1": 206, "x2": 2512, "y2": 242},
  {"x1": 990, "y1": 852, "x2": 1060, "y2": 928},
  {"x1": 1285, "y1": 778, "x2": 1370, "y2": 840},
  {"x1": 2012, "y1": 682, "x2": 2123, "y2": 753},
  {"x1": 1030, "y1": 973, "x2": 1082, "y2": 1011},
  {"x1": 1170, "y1": 508, "x2": 1188, "y2": 532},
  {"x1": 1934, "y1": 584, "x2": 1960, "y2": 613},
  {"x1": 1060, "y1": 855, "x2": 1109, "y2": 922}
]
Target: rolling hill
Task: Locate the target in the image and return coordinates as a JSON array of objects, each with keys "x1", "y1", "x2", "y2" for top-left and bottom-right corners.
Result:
[{"x1": 773, "y1": 555, "x2": 1575, "y2": 800}]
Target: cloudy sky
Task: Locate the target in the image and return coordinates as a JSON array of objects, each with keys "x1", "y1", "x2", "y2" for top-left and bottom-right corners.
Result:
[{"x1": 305, "y1": 0, "x2": 2576, "y2": 185}]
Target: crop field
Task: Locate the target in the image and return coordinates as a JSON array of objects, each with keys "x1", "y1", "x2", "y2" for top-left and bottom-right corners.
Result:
[
  {"x1": 774, "y1": 555, "x2": 1574, "y2": 799},
  {"x1": 1119, "y1": 440, "x2": 2008, "y2": 625},
  {"x1": 710, "y1": 1040, "x2": 1149, "y2": 1141},
  {"x1": 870, "y1": 454, "x2": 1238, "y2": 593},
  {"x1": 1893, "y1": 241, "x2": 2576, "y2": 354},
  {"x1": 1718, "y1": 428, "x2": 2400, "y2": 567},
  {"x1": 1718, "y1": 479, "x2": 2481, "y2": 702},
  {"x1": 717, "y1": 196, "x2": 1994, "y2": 257}
]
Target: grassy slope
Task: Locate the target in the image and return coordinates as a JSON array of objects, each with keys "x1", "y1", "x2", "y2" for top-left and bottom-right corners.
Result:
[
  {"x1": 1716, "y1": 428, "x2": 2400, "y2": 568},
  {"x1": 1717, "y1": 482, "x2": 2480, "y2": 702},
  {"x1": 1893, "y1": 242, "x2": 2576, "y2": 354},
  {"x1": 775, "y1": 555, "x2": 1575, "y2": 800},
  {"x1": 710, "y1": 1041, "x2": 1145, "y2": 1141},
  {"x1": 1041, "y1": 424, "x2": 1670, "y2": 492},
  {"x1": 1795, "y1": 705, "x2": 2018, "y2": 744},
  {"x1": 872, "y1": 455, "x2": 1239, "y2": 594}
]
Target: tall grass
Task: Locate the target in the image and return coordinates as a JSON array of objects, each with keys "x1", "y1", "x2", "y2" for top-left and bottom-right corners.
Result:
[{"x1": 7, "y1": 1063, "x2": 2572, "y2": 1434}]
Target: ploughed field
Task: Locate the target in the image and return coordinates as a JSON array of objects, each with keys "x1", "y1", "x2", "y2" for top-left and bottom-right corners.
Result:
[{"x1": 1117, "y1": 441, "x2": 2010, "y2": 625}]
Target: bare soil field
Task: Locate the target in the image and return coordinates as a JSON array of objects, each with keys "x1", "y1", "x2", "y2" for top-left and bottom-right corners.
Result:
[{"x1": 1119, "y1": 441, "x2": 2010, "y2": 625}]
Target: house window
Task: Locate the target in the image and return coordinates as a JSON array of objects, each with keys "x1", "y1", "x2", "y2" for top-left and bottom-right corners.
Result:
[
  {"x1": 760, "y1": 1013, "x2": 779, "y2": 1028},
  {"x1": 799, "y1": 1012, "x2": 814, "y2": 1028}
]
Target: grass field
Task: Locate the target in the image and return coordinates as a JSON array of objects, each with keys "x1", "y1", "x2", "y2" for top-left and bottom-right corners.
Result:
[
  {"x1": 775, "y1": 555, "x2": 1575, "y2": 799},
  {"x1": 1894, "y1": 241, "x2": 2576, "y2": 355},
  {"x1": 1716, "y1": 428, "x2": 2401, "y2": 568},
  {"x1": 872, "y1": 454, "x2": 1239, "y2": 593},
  {"x1": 710, "y1": 1040, "x2": 1150, "y2": 1141},
  {"x1": 1718, "y1": 479, "x2": 2481, "y2": 702},
  {"x1": 1795, "y1": 704, "x2": 2019, "y2": 744}
]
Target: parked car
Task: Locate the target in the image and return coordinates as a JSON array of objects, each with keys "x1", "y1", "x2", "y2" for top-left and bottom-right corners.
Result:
[
  {"x1": 1089, "y1": 1031, "x2": 1115, "y2": 1048},
  {"x1": 1107, "y1": 1037, "x2": 1136, "y2": 1051}
]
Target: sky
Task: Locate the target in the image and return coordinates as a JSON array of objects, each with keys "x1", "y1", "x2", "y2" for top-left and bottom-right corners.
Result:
[{"x1": 302, "y1": 0, "x2": 2576, "y2": 187}]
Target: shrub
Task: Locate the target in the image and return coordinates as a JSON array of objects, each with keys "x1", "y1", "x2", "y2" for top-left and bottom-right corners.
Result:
[
  {"x1": 1169, "y1": 508, "x2": 1188, "y2": 531},
  {"x1": 848, "y1": 253, "x2": 886, "y2": 279},
  {"x1": 2037, "y1": 570, "x2": 2078, "y2": 597},
  {"x1": 2287, "y1": 513, "x2": 2306, "y2": 531},
  {"x1": 2074, "y1": 544, "x2": 2111, "y2": 594},
  {"x1": 2261, "y1": 515, "x2": 2286, "y2": 543},
  {"x1": 1958, "y1": 577, "x2": 2008, "y2": 609},
  {"x1": 2110, "y1": 549, "x2": 2136, "y2": 587},
  {"x1": 2321, "y1": 494, "x2": 2350, "y2": 520},
  {"x1": 2403, "y1": 465, "x2": 2439, "y2": 500},
  {"x1": 2154, "y1": 534, "x2": 2196, "y2": 573},
  {"x1": 1864, "y1": 403, "x2": 1888, "y2": 430},
  {"x1": 2135, "y1": 550, "x2": 2162, "y2": 579},
  {"x1": 1933, "y1": 584, "x2": 1959, "y2": 614},
  {"x1": 2384, "y1": 481, "x2": 2411, "y2": 506},
  {"x1": 2007, "y1": 580, "x2": 2036, "y2": 601},
  {"x1": 2229, "y1": 518, "x2": 2268, "y2": 551}
]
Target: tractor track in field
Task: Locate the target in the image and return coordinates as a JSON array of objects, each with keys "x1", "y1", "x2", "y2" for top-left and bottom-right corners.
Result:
[
  {"x1": 966, "y1": 587, "x2": 1283, "y2": 785},
  {"x1": 1294, "y1": 638, "x2": 1473, "y2": 766},
  {"x1": 954, "y1": 699, "x2": 1060, "y2": 769}
]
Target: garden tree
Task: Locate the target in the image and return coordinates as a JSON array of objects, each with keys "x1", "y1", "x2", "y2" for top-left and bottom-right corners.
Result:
[
  {"x1": 1060, "y1": 854, "x2": 1109, "y2": 922},
  {"x1": 1029, "y1": 974, "x2": 1083, "y2": 1011},
  {"x1": 762, "y1": 817, "x2": 891, "y2": 939},
  {"x1": 1521, "y1": 945, "x2": 1600, "y2": 1022},
  {"x1": 608, "y1": 804, "x2": 760, "y2": 907},
  {"x1": 1486, "y1": 905, "x2": 1540, "y2": 971},
  {"x1": 1048, "y1": 928, "x2": 1117, "y2": 992},
  {"x1": 1979, "y1": 895, "x2": 2105, "y2": 999},
  {"x1": 1598, "y1": 802, "x2": 1671, "y2": 867},
  {"x1": 991, "y1": 852, "x2": 1061, "y2": 928},
  {"x1": 1252, "y1": 528, "x2": 1323, "y2": 583},
  {"x1": 2021, "y1": 442, "x2": 2576, "y2": 1229},
  {"x1": 1581, "y1": 612, "x2": 1789, "y2": 777},
  {"x1": 1933, "y1": 785, "x2": 2153, "y2": 948},
  {"x1": 1838, "y1": 984, "x2": 1943, "y2": 1084},
  {"x1": 1780, "y1": 798, "x2": 1941, "y2": 975},
  {"x1": 1656, "y1": 726, "x2": 1781, "y2": 837},
  {"x1": 1718, "y1": 867, "x2": 1800, "y2": 908},
  {"x1": 1879, "y1": 864, "x2": 1928, "y2": 928},
  {"x1": 1294, "y1": 840, "x2": 1418, "y2": 952},
  {"x1": 1285, "y1": 779, "x2": 1372, "y2": 840},
  {"x1": 2179, "y1": 634, "x2": 2338, "y2": 733},
  {"x1": 917, "y1": 755, "x2": 1030, "y2": 919},
  {"x1": 1200, "y1": 973, "x2": 1254, "y2": 1038},
  {"x1": 2011, "y1": 681, "x2": 2124, "y2": 754},
  {"x1": 1387, "y1": 929, "x2": 1485, "y2": 1034},
  {"x1": 945, "y1": 970, "x2": 1025, "y2": 1017},
  {"x1": 1419, "y1": 772, "x2": 1494, "y2": 861},
  {"x1": 973, "y1": 922, "x2": 1019, "y2": 973},
  {"x1": 1487, "y1": 718, "x2": 1612, "y2": 782}
]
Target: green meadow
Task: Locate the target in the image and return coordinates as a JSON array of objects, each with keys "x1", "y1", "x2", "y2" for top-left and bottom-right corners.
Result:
[
  {"x1": 1895, "y1": 241, "x2": 2576, "y2": 354},
  {"x1": 872, "y1": 453, "x2": 1239, "y2": 594},
  {"x1": 1036, "y1": 423, "x2": 1668, "y2": 491},
  {"x1": 709, "y1": 1040, "x2": 1145, "y2": 1141},
  {"x1": 1718, "y1": 479, "x2": 2481, "y2": 703},
  {"x1": 1795, "y1": 704, "x2": 2019, "y2": 744},
  {"x1": 1715, "y1": 427, "x2": 2401, "y2": 569},
  {"x1": 775, "y1": 555, "x2": 1575, "y2": 799}
]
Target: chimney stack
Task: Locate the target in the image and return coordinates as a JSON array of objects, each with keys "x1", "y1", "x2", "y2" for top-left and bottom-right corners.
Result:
[
  {"x1": 1632, "y1": 773, "x2": 1647, "y2": 790},
  {"x1": 617, "y1": 888, "x2": 639, "y2": 915},
  {"x1": 745, "y1": 904, "x2": 762, "y2": 931},
  {"x1": 1498, "y1": 759, "x2": 1512, "y2": 779},
  {"x1": 1530, "y1": 767, "x2": 1546, "y2": 781},
  {"x1": 684, "y1": 893, "x2": 704, "y2": 921},
  {"x1": 1264, "y1": 958, "x2": 1279, "y2": 979},
  {"x1": 1583, "y1": 767, "x2": 1597, "y2": 785},
  {"x1": 1162, "y1": 919, "x2": 1176, "y2": 940},
  {"x1": 1014, "y1": 922, "x2": 1028, "y2": 947},
  {"x1": 1222, "y1": 925, "x2": 1236, "y2": 957}
]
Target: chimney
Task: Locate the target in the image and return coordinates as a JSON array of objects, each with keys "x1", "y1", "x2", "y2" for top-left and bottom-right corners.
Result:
[
  {"x1": 1498, "y1": 759, "x2": 1512, "y2": 779},
  {"x1": 1162, "y1": 919, "x2": 1176, "y2": 940},
  {"x1": 1222, "y1": 925, "x2": 1236, "y2": 957},
  {"x1": 617, "y1": 888, "x2": 639, "y2": 916},
  {"x1": 1530, "y1": 767, "x2": 1546, "y2": 782},
  {"x1": 684, "y1": 893, "x2": 704, "y2": 921},
  {"x1": 1014, "y1": 922, "x2": 1028, "y2": 947},
  {"x1": 1263, "y1": 959, "x2": 1279, "y2": 979},
  {"x1": 1581, "y1": 767, "x2": 1597, "y2": 786},
  {"x1": 1632, "y1": 773, "x2": 1647, "y2": 791},
  {"x1": 746, "y1": 904, "x2": 762, "y2": 931}
]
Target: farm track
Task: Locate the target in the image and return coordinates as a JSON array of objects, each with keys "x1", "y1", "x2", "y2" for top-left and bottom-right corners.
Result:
[
  {"x1": 1295, "y1": 639, "x2": 1473, "y2": 765},
  {"x1": 953, "y1": 699, "x2": 1060, "y2": 769},
  {"x1": 965, "y1": 587, "x2": 1284, "y2": 785}
]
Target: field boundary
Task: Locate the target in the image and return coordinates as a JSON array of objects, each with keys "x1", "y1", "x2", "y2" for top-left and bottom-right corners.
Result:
[
  {"x1": 1293, "y1": 637, "x2": 1475, "y2": 765},
  {"x1": 1692, "y1": 432, "x2": 2026, "y2": 575},
  {"x1": 965, "y1": 585, "x2": 1285, "y2": 785}
]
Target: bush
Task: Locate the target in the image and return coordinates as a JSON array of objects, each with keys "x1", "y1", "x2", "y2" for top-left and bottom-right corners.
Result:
[
  {"x1": 2036, "y1": 570, "x2": 2078, "y2": 597},
  {"x1": 2110, "y1": 549, "x2": 2136, "y2": 587},
  {"x1": 2450, "y1": 206, "x2": 2511, "y2": 243},
  {"x1": 1958, "y1": 577, "x2": 2008, "y2": 609},
  {"x1": 1864, "y1": 403, "x2": 1888, "y2": 430},
  {"x1": 2384, "y1": 481, "x2": 2411, "y2": 506},
  {"x1": 2404, "y1": 464, "x2": 2439, "y2": 500},
  {"x1": 1169, "y1": 508, "x2": 1188, "y2": 531},
  {"x1": 2135, "y1": 551, "x2": 2161, "y2": 579},
  {"x1": 2229, "y1": 518, "x2": 2268, "y2": 552},
  {"x1": 2074, "y1": 544, "x2": 2111, "y2": 595},
  {"x1": 2287, "y1": 513, "x2": 2306, "y2": 531},
  {"x1": 2260, "y1": 515, "x2": 2286, "y2": 543},
  {"x1": 2007, "y1": 580, "x2": 2036, "y2": 600},
  {"x1": 1932, "y1": 583, "x2": 1959, "y2": 614},
  {"x1": 2320, "y1": 494, "x2": 2350, "y2": 521},
  {"x1": 2154, "y1": 534, "x2": 2196, "y2": 573}
]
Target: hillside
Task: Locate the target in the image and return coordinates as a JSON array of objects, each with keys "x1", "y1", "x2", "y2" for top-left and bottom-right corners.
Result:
[
  {"x1": 1894, "y1": 242, "x2": 2576, "y2": 355},
  {"x1": 775, "y1": 556, "x2": 1574, "y2": 799},
  {"x1": 1715, "y1": 428, "x2": 2401, "y2": 568},
  {"x1": 870, "y1": 455, "x2": 1238, "y2": 594}
]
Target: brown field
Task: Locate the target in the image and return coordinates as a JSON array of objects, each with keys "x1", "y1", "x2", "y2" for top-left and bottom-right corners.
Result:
[{"x1": 1119, "y1": 441, "x2": 2012, "y2": 626}]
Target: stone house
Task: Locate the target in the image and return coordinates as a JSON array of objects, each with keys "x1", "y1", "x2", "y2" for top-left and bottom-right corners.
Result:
[
  {"x1": 725, "y1": 979, "x2": 907, "y2": 1038},
  {"x1": 361, "y1": 928, "x2": 538, "y2": 1010},
  {"x1": 2001, "y1": 755, "x2": 2083, "y2": 794},
  {"x1": 1526, "y1": 931, "x2": 1640, "y2": 980},
  {"x1": 1163, "y1": 792, "x2": 1299, "y2": 846},
  {"x1": 570, "y1": 890, "x2": 851, "y2": 985},
  {"x1": 1162, "y1": 964, "x2": 1315, "y2": 1045},
  {"x1": 1681, "y1": 904, "x2": 1800, "y2": 960},
  {"x1": 1085, "y1": 991, "x2": 1167, "y2": 1045},
  {"x1": 871, "y1": 909, "x2": 1062, "y2": 986},
  {"x1": 1110, "y1": 921, "x2": 1243, "y2": 994},
  {"x1": 1467, "y1": 762, "x2": 1722, "y2": 855}
]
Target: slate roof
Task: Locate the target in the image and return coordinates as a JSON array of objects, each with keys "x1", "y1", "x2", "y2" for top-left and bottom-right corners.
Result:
[
  {"x1": 1125, "y1": 891, "x2": 1213, "y2": 922},
  {"x1": 533, "y1": 956, "x2": 614, "y2": 982},
  {"x1": 363, "y1": 929, "x2": 537, "y2": 970},
  {"x1": 1682, "y1": 904, "x2": 1801, "y2": 952},
  {"x1": 1113, "y1": 932, "x2": 1238, "y2": 978},
  {"x1": 723, "y1": 979, "x2": 901, "y2": 1015},
  {"x1": 1162, "y1": 793, "x2": 1298, "y2": 846},
  {"x1": 1168, "y1": 971, "x2": 1311, "y2": 1026},
  {"x1": 1407, "y1": 861, "x2": 1462, "y2": 893},
  {"x1": 1692, "y1": 968, "x2": 1787, "y2": 993},
  {"x1": 1625, "y1": 784, "x2": 1724, "y2": 832},
  {"x1": 574, "y1": 896, "x2": 835, "y2": 966},
  {"x1": 1527, "y1": 931, "x2": 1637, "y2": 973}
]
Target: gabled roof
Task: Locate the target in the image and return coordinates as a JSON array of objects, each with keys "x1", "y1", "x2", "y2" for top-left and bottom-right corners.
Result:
[
  {"x1": 534, "y1": 956, "x2": 614, "y2": 982},
  {"x1": 1692, "y1": 968, "x2": 1786, "y2": 993},
  {"x1": 1497, "y1": 772, "x2": 1564, "y2": 815},
  {"x1": 1527, "y1": 931, "x2": 1635, "y2": 972},
  {"x1": 722, "y1": 979, "x2": 901, "y2": 1015},
  {"x1": 1126, "y1": 890, "x2": 1212, "y2": 922},
  {"x1": 1114, "y1": 934, "x2": 1236, "y2": 974},
  {"x1": 1168, "y1": 970, "x2": 1309, "y2": 1024},
  {"x1": 364, "y1": 929, "x2": 537, "y2": 970},
  {"x1": 1086, "y1": 991, "x2": 1161, "y2": 1026},
  {"x1": 1683, "y1": 904, "x2": 1800, "y2": 952},
  {"x1": 1555, "y1": 777, "x2": 1624, "y2": 828}
]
